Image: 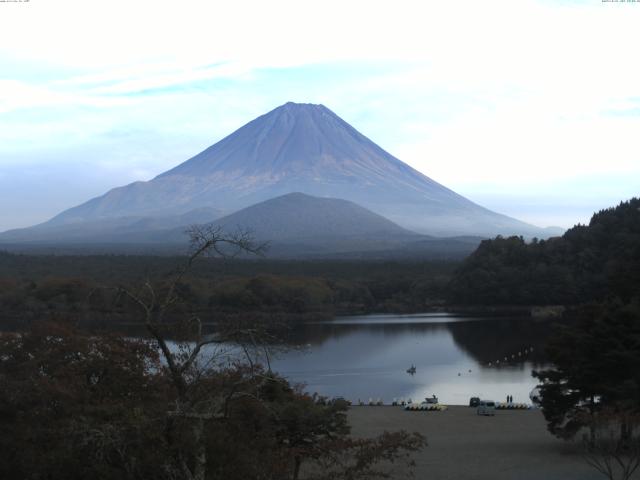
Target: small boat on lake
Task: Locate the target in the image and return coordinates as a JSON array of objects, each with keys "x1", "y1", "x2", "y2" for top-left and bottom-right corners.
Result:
[{"x1": 406, "y1": 364, "x2": 416, "y2": 375}]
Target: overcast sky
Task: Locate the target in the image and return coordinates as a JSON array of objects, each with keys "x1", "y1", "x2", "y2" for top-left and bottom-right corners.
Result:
[{"x1": 0, "y1": 0, "x2": 638, "y2": 232}]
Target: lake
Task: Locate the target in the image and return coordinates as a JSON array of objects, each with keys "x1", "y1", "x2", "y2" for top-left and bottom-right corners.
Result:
[{"x1": 264, "y1": 313, "x2": 553, "y2": 406}]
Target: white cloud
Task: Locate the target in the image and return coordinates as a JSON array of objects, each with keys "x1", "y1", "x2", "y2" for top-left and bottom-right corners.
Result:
[{"x1": 395, "y1": 104, "x2": 640, "y2": 186}]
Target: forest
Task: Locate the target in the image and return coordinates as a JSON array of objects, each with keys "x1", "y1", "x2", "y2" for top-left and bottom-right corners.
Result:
[
  {"x1": 2, "y1": 198, "x2": 639, "y2": 334},
  {"x1": 0, "y1": 253, "x2": 455, "y2": 330},
  {"x1": 448, "y1": 198, "x2": 640, "y2": 306}
]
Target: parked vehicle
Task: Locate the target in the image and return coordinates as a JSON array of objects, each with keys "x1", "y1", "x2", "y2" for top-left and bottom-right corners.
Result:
[
  {"x1": 477, "y1": 400, "x2": 496, "y2": 416},
  {"x1": 469, "y1": 396, "x2": 480, "y2": 407}
]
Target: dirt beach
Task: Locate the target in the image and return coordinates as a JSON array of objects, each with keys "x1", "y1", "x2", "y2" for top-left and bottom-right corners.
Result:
[{"x1": 348, "y1": 406, "x2": 604, "y2": 480}]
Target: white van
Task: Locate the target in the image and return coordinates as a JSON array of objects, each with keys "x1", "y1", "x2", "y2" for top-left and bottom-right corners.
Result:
[{"x1": 477, "y1": 400, "x2": 496, "y2": 416}]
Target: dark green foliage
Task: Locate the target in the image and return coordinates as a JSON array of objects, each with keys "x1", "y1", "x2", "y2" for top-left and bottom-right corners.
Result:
[
  {"x1": 208, "y1": 377, "x2": 425, "y2": 480},
  {"x1": 449, "y1": 198, "x2": 640, "y2": 305},
  {"x1": 205, "y1": 376, "x2": 351, "y2": 479},
  {"x1": 0, "y1": 258, "x2": 456, "y2": 329},
  {"x1": 533, "y1": 300, "x2": 640, "y2": 440},
  {"x1": 0, "y1": 323, "x2": 168, "y2": 480}
]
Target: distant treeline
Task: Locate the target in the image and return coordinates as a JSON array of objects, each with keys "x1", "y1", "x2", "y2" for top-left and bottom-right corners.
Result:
[
  {"x1": 4, "y1": 197, "x2": 636, "y2": 322},
  {"x1": 0, "y1": 255, "x2": 456, "y2": 328},
  {"x1": 448, "y1": 198, "x2": 640, "y2": 305}
]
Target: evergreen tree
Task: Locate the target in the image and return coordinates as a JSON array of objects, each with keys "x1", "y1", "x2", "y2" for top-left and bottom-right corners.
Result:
[{"x1": 533, "y1": 300, "x2": 640, "y2": 440}]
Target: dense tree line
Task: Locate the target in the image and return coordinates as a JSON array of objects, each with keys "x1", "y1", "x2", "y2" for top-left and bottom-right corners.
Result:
[
  {"x1": 534, "y1": 300, "x2": 640, "y2": 439},
  {"x1": 449, "y1": 198, "x2": 640, "y2": 305},
  {"x1": 532, "y1": 300, "x2": 640, "y2": 480},
  {"x1": 0, "y1": 251, "x2": 455, "y2": 282},
  {"x1": 0, "y1": 258, "x2": 454, "y2": 329}
]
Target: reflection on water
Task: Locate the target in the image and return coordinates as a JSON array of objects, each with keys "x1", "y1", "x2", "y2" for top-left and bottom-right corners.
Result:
[{"x1": 269, "y1": 313, "x2": 554, "y2": 405}]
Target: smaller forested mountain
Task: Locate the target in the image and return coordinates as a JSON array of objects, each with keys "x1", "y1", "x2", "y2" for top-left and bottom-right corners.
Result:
[
  {"x1": 448, "y1": 198, "x2": 640, "y2": 305},
  {"x1": 210, "y1": 192, "x2": 415, "y2": 240},
  {"x1": 0, "y1": 193, "x2": 483, "y2": 259}
]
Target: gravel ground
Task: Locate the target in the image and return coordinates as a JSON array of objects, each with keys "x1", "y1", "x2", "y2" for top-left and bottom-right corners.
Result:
[{"x1": 347, "y1": 406, "x2": 604, "y2": 480}]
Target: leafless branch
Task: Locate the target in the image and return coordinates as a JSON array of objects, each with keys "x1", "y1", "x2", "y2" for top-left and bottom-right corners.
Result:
[{"x1": 113, "y1": 225, "x2": 273, "y2": 480}]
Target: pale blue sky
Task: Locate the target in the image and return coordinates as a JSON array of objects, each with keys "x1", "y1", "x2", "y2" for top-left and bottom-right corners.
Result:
[{"x1": 0, "y1": 0, "x2": 638, "y2": 231}]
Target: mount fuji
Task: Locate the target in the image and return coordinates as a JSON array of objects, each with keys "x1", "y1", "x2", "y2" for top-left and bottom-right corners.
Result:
[{"x1": 1, "y1": 102, "x2": 553, "y2": 248}]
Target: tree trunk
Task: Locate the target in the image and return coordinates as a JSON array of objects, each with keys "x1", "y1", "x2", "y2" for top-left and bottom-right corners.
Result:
[
  {"x1": 192, "y1": 417, "x2": 207, "y2": 480},
  {"x1": 589, "y1": 396, "x2": 596, "y2": 447},
  {"x1": 621, "y1": 420, "x2": 631, "y2": 449},
  {"x1": 293, "y1": 456, "x2": 302, "y2": 480},
  {"x1": 589, "y1": 422, "x2": 596, "y2": 448}
]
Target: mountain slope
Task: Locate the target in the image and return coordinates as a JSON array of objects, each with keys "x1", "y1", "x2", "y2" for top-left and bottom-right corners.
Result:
[
  {"x1": 0, "y1": 192, "x2": 484, "y2": 259},
  {"x1": 0, "y1": 207, "x2": 222, "y2": 243},
  {"x1": 162, "y1": 193, "x2": 483, "y2": 259},
  {"x1": 29, "y1": 102, "x2": 547, "y2": 238},
  {"x1": 211, "y1": 192, "x2": 416, "y2": 241}
]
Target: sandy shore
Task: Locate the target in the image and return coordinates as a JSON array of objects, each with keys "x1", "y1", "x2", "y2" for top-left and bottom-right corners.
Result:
[{"x1": 348, "y1": 406, "x2": 602, "y2": 480}]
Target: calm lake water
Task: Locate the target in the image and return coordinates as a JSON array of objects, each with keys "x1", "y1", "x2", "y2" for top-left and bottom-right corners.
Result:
[{"x1": 264, "y1": 313, "x2": 552, "y2": 406}]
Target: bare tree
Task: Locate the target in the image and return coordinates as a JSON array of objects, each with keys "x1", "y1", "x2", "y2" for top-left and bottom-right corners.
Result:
[
  {"x1": 582, "y1": 409, "x2": 640, "y2": 480},
  {"x1": 119, "y1": 225, "x2": 269, "y2": 480},
  {"x1": 116, "y1": 225, "x2": 425, "y2": 480}
]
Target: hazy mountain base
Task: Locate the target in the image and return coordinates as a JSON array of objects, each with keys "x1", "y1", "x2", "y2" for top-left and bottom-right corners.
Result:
[
  {"x1": 0, "y1": 193, "x2": 483, "y2": 259},
  {"x1": 0, "y1": 237, "x2": 482, "y2": 261},
  {"x1": 0, "y1": 236, "x2": 481, "y2": 260},
  {"x1": 0, "y1": 207, "x2": 223, "y2": 243}
]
